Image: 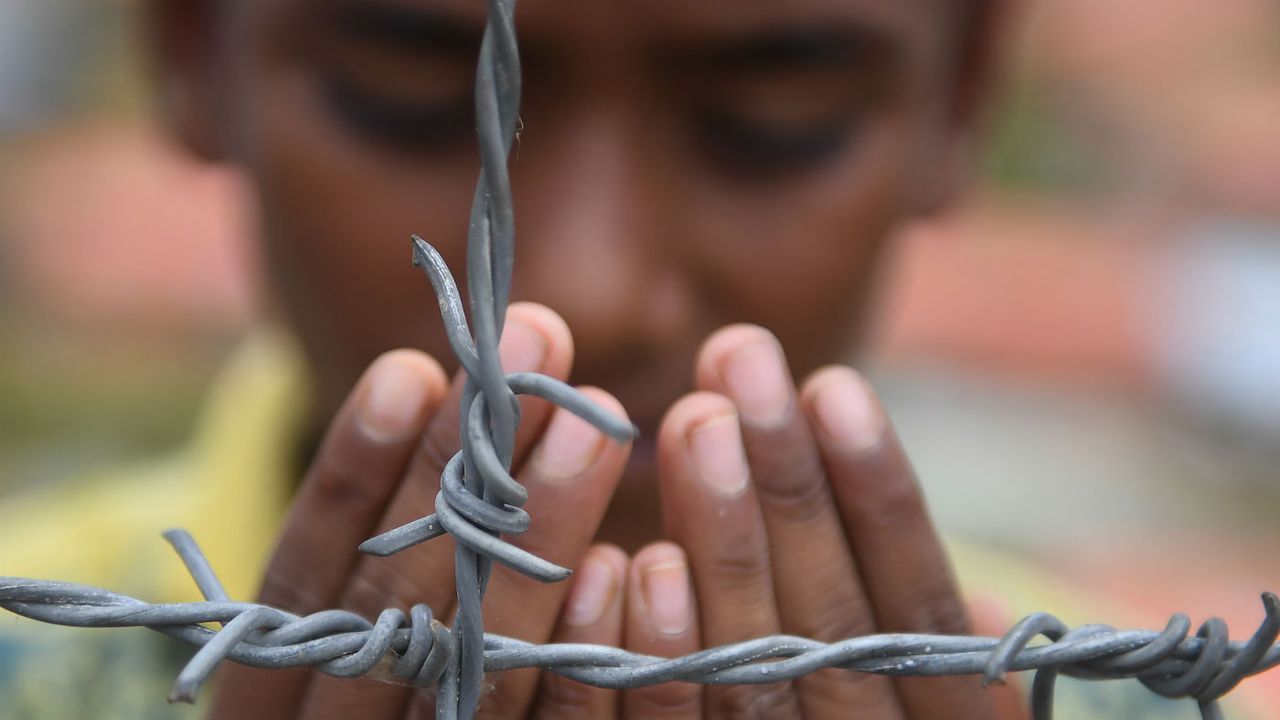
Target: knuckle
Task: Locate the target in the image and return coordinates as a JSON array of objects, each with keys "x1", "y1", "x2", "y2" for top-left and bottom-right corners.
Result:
[
  {"x1": 706, "y1": 545, "x2": 773, "y2": 595},
  {"x1": 474, "y1": 669, "x2": 537, "y2": 720},
  {"x1": 418, "y1": 430, "x2": 460, "y2": 477},
  {"x1": 885, "y1": 582, "x2": 971, "y2": 636},
  {"x1": 900, "y1": 674, "x2": 990, "y2": 712},
  {"x1": 752, "y1": 456, "x2": 831, "y2": 525},
  {"x1": 625, "y1": 682, "x2": 702, "y2": 716},
  {"x1": 895, "y1": 675, "x2": 1006, "y2": 720},
  {"x1": 797, "y1": 671, "x2": 898, "y2": 717},
  {"x1": 802, "y1": 597, "x2": 877, "y2": 643},
  {"x1": 534, "y1": 674, "x2": 600, "y2": 718},
  {"x1": 257, "y1": 567, "x2": 327, "y2": 616},
  {"x1": 912, "y1": 593, "x2": 972, "y2": 636},
  {"x1": 487, "y1": 561, "x2": 549, "y2": 605},
  {"x1": 853, "y1": 472, "x2": 926, "y2": 530},
  {"x1": 311, "y1": 460, "x2": 388, "y2": 518},
  {"x1": 708, "y1": 682, "x2": 797, "y2": 720},
  {"x1": 342, "y1": 562, "x2": 427, "y2": 618}
]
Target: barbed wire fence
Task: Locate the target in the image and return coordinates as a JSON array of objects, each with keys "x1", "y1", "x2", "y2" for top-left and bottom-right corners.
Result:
[{"x1": 2, "y1": 0, "x2": 1278, "y2": 718}]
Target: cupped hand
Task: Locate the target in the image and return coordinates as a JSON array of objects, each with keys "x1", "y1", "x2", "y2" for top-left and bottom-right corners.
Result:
[
  {"x1": 208, "y1": 302, "x2": 635, "y2": 719},
  {"x1": 208, "y1": 311, "x2": 1020, "y2": 720},
  {"x1": 615, "y1": 325, "x2": 1024, "y2": 720}
]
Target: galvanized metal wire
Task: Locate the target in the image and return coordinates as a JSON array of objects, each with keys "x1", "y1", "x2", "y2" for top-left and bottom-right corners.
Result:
[
  {"x1": 1, "y1": 0, "x2": 1278, "y2": 718},
  {"x1": 2, "y1": 533, "x2": 1278, "y2": 720}
]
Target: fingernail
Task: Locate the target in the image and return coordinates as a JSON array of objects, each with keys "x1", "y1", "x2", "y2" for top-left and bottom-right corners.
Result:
[
  {"x1": 533, "y1": 407, "x2": 606, "y2": 483},
  {"x1": 688, "y1": 414, "x2": 749, "y2": 498},
  {"x1": 499, "y1": 319, "x2": 548, "y2": 373},
  {"x1": 642, "y1": 559, "x2": 690, "y2": 635},
  {"x1": 721, "y1": 338, "x2": 792, "y2": 428},
  {"x1": 813, "y1": 370, "x2": 886, "y2": 455},
  {"x1": 357, "y1": 353, "x2": 432, "y2": 443},
  {"x1": 564, "y1": 555, "x2": 618, "y2": 627}
]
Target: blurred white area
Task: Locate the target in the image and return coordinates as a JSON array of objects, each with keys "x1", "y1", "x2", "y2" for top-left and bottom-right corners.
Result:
[
  {"x1": 880, "y1": 368, "x2": 1280, "y2": 548},
  {"x1": 1158, "y1": 219, "x2": 1280, "y2": 442},
  {"x1": 0, "y1": 0, "x2": 101, "y2": 132}
]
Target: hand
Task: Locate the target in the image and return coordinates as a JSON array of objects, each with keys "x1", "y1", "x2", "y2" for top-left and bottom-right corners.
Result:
[
  {"x1": 208, "y1": 310, "x2": 1020, "y2": 719},
  {"x1": 613, "y1": 324, "x2": 1025, "y2": 719},
  {"x1": 208, "y1": 302, "x2": 636, "y2": 719}
]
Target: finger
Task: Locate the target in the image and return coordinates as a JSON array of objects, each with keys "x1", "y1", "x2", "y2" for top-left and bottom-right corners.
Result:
[
  {"x1": 300, "y1": 305, "x2": 574, "y2": 719},
  {"x1": 352, "y1": 303, "x2": 573, "y2": 618},
  {"x1": 531, "y1": 544, "x2": 628, "y2": 720},
  {"x1": 622, "y1": 542, "x2": 702, "y2": 720},
  {"x1": 800, "y1": 367, "x2": 998, "y2": 719},
  {"x1": 695, "y1": 326, "x2": 905, "y2": 719},
  {"x1": 207, "y1": 350, "x2": 447, "y2": 720},
  {"x1": 657, "y1": 393, "x2": 801, "y2": 719},
  {"x1": 473, "y1": 388, "x2": 633, "y2": 719},
  {"x1": 410, "y1": 302, "x2": 576, "y2": 525}
]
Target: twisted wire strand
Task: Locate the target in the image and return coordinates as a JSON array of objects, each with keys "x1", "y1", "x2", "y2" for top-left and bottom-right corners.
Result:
[
  {"x1": 2, "y1": 0, "x2": 1279, "y2": 718},
  {"x1": 1, "y1": 533, "x2": 1277, "y2": 720},
  {"x1": 442, "y1": 0, "x2": 535, "y2": 714}
]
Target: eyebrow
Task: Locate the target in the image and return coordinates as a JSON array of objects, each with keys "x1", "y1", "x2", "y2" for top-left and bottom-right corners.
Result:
[{"x1": 323, "y1": 1, "x2": 483, "y2": 55}]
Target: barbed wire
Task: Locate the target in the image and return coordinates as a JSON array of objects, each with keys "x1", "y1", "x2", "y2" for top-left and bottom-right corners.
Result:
[
  {"x1": 1, "y1": 0, "x2": 1278, "y2": 718},
  {"x1": 2, "y1": 532, "x2": 1278, "y2": 720}
]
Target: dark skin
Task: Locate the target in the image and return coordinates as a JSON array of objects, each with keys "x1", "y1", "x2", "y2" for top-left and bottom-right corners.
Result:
[{"x1": 150, "y1": 0, "x2": 1019, "y2": 717}]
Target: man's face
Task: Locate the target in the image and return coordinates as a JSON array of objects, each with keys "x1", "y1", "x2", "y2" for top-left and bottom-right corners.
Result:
[{"x1": 200, "y1": 0, "x2": 972, "y2": 452}]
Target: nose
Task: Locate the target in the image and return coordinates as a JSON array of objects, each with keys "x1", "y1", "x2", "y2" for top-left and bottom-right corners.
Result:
[{"x1": 512, "y1": 103, "x2": 691, "y2": 366}]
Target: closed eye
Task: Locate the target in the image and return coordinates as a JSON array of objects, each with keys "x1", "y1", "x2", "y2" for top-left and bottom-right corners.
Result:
[
  {"x1": 665, "y1": 25, "x2": 903, "y2": 179},
  {"x1": 319, "y1": 67, "x2": 473, "y2": 152}
]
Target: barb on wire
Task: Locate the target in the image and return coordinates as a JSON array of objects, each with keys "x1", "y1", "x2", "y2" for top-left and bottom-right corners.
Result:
[
  {"x1": 1, "y1": 0, "x2": 1278, "y2": 718},
  {"x1": 350, "y1": 0, "x2": 638, "y2": 715},
  {"x1": 1, "y1": 533, "x2": 1278, "y2": 720}
]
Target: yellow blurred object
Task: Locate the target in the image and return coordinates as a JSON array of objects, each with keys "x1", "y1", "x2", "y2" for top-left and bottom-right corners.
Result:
[
  {"x1": 0, "y1": 330, "x2": 307, "y2": 604},
  {"x1": 0, "y1": 330, "x2": 306, "y2": 717}
]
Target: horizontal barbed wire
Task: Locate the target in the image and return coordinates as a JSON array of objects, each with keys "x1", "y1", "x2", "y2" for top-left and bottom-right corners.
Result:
[
  {"x1": 2, "y1": 0, "x2": 1278, "y2": 718},
  {"x1": 1, "y1": 531, "x2": 1277, "y2": 720}
]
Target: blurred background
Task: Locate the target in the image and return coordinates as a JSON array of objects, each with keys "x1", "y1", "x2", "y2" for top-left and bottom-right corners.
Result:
[{"x1": 0, "y1": 0, "x2": 1277, "y2": 710}]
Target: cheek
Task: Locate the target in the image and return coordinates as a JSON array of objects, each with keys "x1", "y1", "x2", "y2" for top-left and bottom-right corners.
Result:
[
  {"x1": 227, "y1": 57, "x2": 478, "y2": 387},
  {"x1": 681, "y1": 114, "x2": 914, "y2": 361}
]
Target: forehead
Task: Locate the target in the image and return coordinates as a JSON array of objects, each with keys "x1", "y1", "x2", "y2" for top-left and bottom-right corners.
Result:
[{"x1": 253, "y1": 0, "x2": 951, "y2": 49}]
